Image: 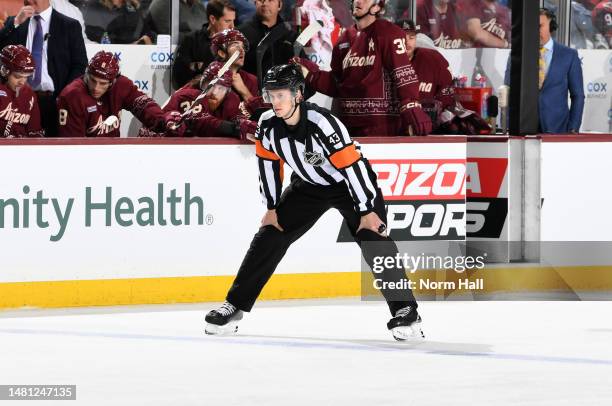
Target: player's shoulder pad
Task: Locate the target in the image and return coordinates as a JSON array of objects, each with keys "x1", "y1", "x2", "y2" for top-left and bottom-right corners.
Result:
[
  {"x1": 375, "y1": 19, "x2": 409, "y2": 41},
  {"x1": 418, "y1": 47, "x2": 449, "y2": 65},
  {"x1": 177, "y1": 87, "x2": 200, "y2": 99},
  {"x1": 57, "y1": 78, "x2": 88, "y2": 107},
  {"x1": 115, "y1": 75, "x2": 133, "y2": 86},
  {"x1": 225, "y1": 90, "x2": 241, "y2": 104},
  {"x1": 335, "y1": 26, "x2": 357, "y2": 48},
  {"x1": 114, "y1": 75, "x2": 140, "y2": 94}
]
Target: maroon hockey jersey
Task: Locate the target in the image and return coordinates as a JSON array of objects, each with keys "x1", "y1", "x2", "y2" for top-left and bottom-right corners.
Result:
[
  {"x1": 417, "y1": 0, "x2": 464, "y2": 49},
  {"x1": 457, "y1": 0, "x2": 511, "y2": 47},
  {"x1": 411, "y1": 47, "x2": 454, "y2": 110},
  {"x1": 0, "y1": 83, "x2": 43, "y2": 138},
  {"x1": 306, "y1": 18, "x2": 421, "y2": 136},
  {"x1": 163, "y1": 85, "x2": 243, "y2": 137},
  {"x1": 238, "y1": 69, "x2": 259, "y2": 99},
  {"x1": 57, "y1": 75, "x2": 165, "y2": 137}
]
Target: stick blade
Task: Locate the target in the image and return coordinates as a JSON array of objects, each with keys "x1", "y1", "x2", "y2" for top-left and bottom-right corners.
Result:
[{"x1": 295, "y1": 20, "x2": 323, "y2": 47}]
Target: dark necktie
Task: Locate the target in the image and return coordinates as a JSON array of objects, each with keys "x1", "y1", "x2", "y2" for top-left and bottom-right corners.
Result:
[{"x1": 30, "y1": 15, "x2": 43, "y2": 88}]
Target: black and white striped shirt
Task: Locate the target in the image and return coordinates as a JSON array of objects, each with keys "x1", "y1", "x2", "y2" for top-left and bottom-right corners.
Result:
[{"x1": 255, "y1": 102, "x2": 378, "y2": 215}]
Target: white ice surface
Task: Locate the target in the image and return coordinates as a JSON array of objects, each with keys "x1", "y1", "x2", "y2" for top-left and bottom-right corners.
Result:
[{"x1": 1, "y1": 299, "x2": 612, "y2": 406}]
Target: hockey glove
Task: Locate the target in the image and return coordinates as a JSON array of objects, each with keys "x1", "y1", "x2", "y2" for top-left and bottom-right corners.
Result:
[
  {"x1": 163, "y1": 110, "x2": 183, "y2": 130},
  {"x1": 400, "y1": 103, "x2": 433, "y2": 136},
  {"x1": 453, "y1": 108, "x2": 491, "y2": 135},
  {"x1": 240, "y1": 96, "x2": 272, "y2": 120},
  {"x1": 235, "y1": 118, "x2": 258, "y2": 141},
  {"x1": 289, "y1": 56, "x2": 319, "y2": 78}
]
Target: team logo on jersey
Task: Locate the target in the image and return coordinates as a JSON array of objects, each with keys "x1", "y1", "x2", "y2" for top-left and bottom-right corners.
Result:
[
  {"x1": 481, "y1": 18, "x2": 506, "y2": 39},
  {"x1": 0, "y1": 90, "x2": 7, "y2": 97},
  {"x1": 419, "y1": 82, "x2": 433, "y2": 93},
  {"x1": 368, "y1": 39, "x2": 375, "y2": 52},
  {"x1": 88, "y1": 114, "x2": 120, "y2": 135},
  {"x1": 433, "y1": 34, "x2": 463, "y2": 49},
  {"x1": 303, "y1": 151, "x2": 325, "y2": 167},
  {"x1": 342, "y1": 50, "x2": 376, "y2": 69},
  {"x1": 87, "y1": 105, "x2": 97, "y2": 113},
  {"x1": 0, "y1": 102, "x2": 31, "y2": 124}
]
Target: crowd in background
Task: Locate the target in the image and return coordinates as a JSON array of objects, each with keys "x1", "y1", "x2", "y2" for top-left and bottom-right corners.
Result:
[
  {"x1": 0, "y1": 0, "x2": 604, "y2": 138},
  {"x1": 0, "y1": 1, "x2": 610, "y2": 48}
]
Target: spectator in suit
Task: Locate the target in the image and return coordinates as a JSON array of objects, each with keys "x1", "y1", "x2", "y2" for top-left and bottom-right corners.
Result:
[
  {"x1": 0, "y1": 0, "x2": 88, "y2": 136},
  {"x1": 538, "y1": 8, "x2": 585, "y2": 133},
  {"x1": 238, "y1": 0, "x2": 298, "y2": 83},
  {"x1": 172, "y1": 0, "x2": 236, "y2": 89}
]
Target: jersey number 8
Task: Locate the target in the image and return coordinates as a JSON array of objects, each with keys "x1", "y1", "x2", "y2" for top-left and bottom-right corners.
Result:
[{"x1": 59, "y1": 109, "x2": 68, "y2": 126}]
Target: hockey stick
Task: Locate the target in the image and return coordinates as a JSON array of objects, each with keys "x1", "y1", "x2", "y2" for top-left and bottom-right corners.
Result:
[
  {"x1": 4, "y1": 119, "x2": 13, "y2": 138},
  {"x1": 293, "y1": 20, "x2": 323, "y2": 57},
  {"x1": 256, "y1": 23, "x2": 291, "y2": 87},
  {"x1": 187, "y1": 51, "x2": 240, "y2": 114},
  {"x1": 165, "y1": 52, "x2": 240, "y2": 132}
]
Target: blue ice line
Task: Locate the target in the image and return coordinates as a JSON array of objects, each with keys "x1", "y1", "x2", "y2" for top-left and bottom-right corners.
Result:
[{"x1": 1, "y1": 328, "x2": 611, "y2": 367}]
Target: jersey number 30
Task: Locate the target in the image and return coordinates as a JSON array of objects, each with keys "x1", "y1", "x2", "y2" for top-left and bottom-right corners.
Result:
[{"x1": 393, "y1": 38, "x2": 408, "y2": 55}]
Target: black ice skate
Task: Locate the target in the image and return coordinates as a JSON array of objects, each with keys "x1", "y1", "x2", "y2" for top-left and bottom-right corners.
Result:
[
  {"x1": 205, "y1": 301, "x2": 243, "y2": 335},
  {"x1": 387, "y1": 306, "x2": 425, "y2": 341}
]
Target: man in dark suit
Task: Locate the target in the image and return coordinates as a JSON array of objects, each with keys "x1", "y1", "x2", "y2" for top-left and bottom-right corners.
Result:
[
  {"x1": 538, "y1": 8, "x2": 585, "y2": 133},
  {"x1": 0, "y1": 0, "x2": 87, "y2": 136}
]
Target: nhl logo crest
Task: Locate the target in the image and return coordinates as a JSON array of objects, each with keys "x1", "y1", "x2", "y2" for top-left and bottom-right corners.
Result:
[{"x1": 303, "y1": 151, "x2": 325, "y2": 167}]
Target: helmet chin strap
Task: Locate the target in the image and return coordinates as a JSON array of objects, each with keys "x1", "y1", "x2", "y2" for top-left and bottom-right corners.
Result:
[
  {"x1": 353, "y1": 2, "x2": 379, "y2": 20},
  {"x1": 273, "y1": 95, "x2": 301, "y2": 121}
]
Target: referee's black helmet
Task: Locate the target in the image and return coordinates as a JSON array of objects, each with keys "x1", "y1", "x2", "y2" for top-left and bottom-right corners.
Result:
[{"x1": 262, "y1": 64, "x2": 305, "y2": 95}]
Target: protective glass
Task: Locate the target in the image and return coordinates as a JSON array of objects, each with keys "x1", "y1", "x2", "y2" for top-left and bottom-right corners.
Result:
[{"x1": 262, "y1": 89, "x2": 295, "y2": 103}]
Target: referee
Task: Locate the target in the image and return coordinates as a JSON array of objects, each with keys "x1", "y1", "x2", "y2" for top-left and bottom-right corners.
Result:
[{"x1": 205, "y1": 64, "x2": 423, "y2": 341}]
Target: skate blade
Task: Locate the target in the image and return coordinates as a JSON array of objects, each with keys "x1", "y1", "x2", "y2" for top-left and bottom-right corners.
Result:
[
  {"x1": 391, "y1": 323, "x2": 425, "y2": 341},
  {"x1": 205, "y1": 321, "x2": 239, "y2": 336}
]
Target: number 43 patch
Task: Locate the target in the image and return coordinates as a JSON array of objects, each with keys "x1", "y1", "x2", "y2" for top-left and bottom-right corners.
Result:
[{"x1": 327, "y1": 132, "x2": 341, "y2": 144}]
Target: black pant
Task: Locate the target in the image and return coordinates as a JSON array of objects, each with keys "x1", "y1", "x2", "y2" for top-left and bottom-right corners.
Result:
[
  {"x1": 36, "y1": 92, "x2": 58, "y2": 137},
  {"x1": 226, "y1": 172, "x2": 417, "y2": 315}
]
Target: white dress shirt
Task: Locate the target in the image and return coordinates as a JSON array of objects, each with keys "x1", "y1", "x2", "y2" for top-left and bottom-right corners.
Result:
[
  {"x1": 25, "y1": 6, "x2": 54, "y2": 92},
  {"x1": 542, "y1": 37, "x2": 554, "y2": 77}
]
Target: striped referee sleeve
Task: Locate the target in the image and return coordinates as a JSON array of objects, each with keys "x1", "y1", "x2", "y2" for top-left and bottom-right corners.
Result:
[
  {"x1": 255, "y1": 112, "x2": 284, "y2": 210},
  {"x1": 310, "y1": 110, "x2": 378, "y2": 215}
]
